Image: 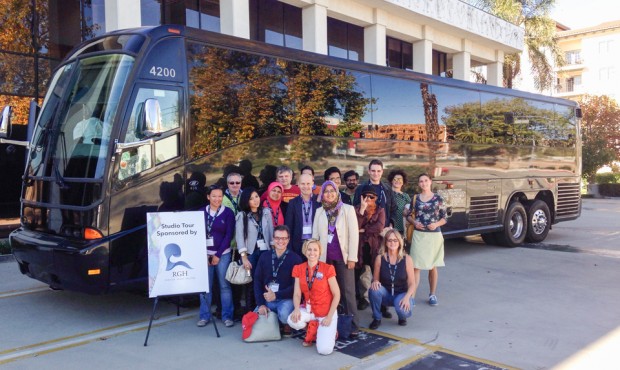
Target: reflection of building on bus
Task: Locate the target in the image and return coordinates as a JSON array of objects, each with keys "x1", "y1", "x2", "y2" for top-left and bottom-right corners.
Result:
[{"x1": 362, "y1": 123, "x2": 447, "y2": 142}]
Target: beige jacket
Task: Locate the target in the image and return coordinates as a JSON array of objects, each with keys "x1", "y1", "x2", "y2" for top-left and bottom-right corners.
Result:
[{"x1": 312, "y1": 204, "x2": 359, "y2": 263}]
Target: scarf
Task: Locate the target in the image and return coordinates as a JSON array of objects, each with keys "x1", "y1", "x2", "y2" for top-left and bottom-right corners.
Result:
[
  {"x1": 264, "y1": 181, "x2": 284, "y2": 226},
  {"x1": 319, "y1": 181, "x2": 343, "y2": 227}
]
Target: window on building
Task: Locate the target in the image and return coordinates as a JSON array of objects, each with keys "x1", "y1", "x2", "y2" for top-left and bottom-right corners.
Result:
[
  {"x1": 599, "y1": 67, "x2": 615, "y2": 80},
  {"x1": 386, "y1": 37, "x2": 413, "y2": 70},
  {"x1": 565, "y1": 50, "x2": 582, "y2": 65},
  {"x1": 599, "y1": 40, "x2": 614, "y2": 54},
  {"x1": 141, "y1": 0, "x2": 162, "y2": 26},
  {"x1": 160, "y1": 0, "x2": 220, "y2": 31},
  {"x1": 432, "y1": 50, "x2": 447, "y2": 77},
  {"x1": 327, "y1": 18, "x2": 364, "y2": 61},
  {"x1": 249, "y1": 0, "x2": 302, "y2": 49}
]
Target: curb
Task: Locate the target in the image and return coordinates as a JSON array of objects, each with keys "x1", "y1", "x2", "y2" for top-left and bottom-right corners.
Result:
[{"x1": 0, "y1": 254, "x2": 15, "y2": 263}]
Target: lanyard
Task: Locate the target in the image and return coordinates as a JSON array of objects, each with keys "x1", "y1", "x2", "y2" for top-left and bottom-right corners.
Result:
[
  {"x1": 250, "y1": 212, "x2": 263, "y2": 239},
  {"x1": 302, "y1": 199, "x2": 312, "y2": 223},
  {"x1": 265, "y1": 201, "x2": 280, "y2": 226},
  {"x1": 388, "y1": 257, "x2": 398, "y2": 295},
  {"x1": 271, "y1": 249, "x2": 289, "y2": 279},
  {"x1": 225, "y1": 190, "x2": 241, "y2": 213},
  {"x1": 306, "y1": 263, "x2": 320, "y2": 291},
  {"x1": 206, "y1": 205, "x2": 221, "y2": 236}
]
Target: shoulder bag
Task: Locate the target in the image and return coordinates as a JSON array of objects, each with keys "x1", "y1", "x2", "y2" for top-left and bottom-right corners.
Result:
[{"x1": 225, "y1": 249, "x2": 252, "y2": 285}]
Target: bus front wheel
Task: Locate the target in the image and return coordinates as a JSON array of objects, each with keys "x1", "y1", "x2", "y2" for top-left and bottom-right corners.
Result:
[
  {"x1": 496, "y1": 201, "x2": 527, "y2": 247},
  {"x1": 525, "y1": 200, "x2": 550, "y2": 243}
]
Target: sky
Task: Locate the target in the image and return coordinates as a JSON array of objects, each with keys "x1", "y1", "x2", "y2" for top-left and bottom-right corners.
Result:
[{"x1": 551, "y1": 0, "x2": 618, "y2": 29}]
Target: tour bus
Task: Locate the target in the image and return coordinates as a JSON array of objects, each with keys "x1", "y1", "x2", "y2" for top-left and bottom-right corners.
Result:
[{"x1": 0, "y1": 25, "x2": 581, "y2": 294}]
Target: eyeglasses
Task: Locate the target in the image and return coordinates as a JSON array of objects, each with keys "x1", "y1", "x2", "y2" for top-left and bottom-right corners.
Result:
[
  {"x1": 273, "y1": 237, "x2": 289, "y2": 241},
  {"x1": 392, "y1": 177, "x2": 404, "y2": 182},
  {"x1": 386, "y1": 239, "x2": 399, "y2": 243},
  {"x1": 228, "y1": 181, "x2": 241, "y2": 185}
]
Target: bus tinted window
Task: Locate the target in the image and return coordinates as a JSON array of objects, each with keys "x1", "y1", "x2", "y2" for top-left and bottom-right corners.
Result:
[
  {"x1": 555, "y1": 104, "x2": 577, "y2": 147},
  {"x1": 186, "y1": 41, "x2": 372, "y2": 158},
  {"x1": 433, "y1": 85, "x2": 480, "y2": 144},
  {"x1": 369, "y1": 75, "x2": 429, "y2": 141}
]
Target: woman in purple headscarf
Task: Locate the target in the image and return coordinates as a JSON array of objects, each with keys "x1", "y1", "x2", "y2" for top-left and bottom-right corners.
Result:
[{"x1": 312, "y1": 181, "x2": 360, "y2": 337}]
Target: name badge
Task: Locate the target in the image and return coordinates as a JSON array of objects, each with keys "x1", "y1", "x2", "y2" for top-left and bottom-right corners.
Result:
[
  {"x1": 316, "y1": 272, "x2": 324, "y2": 280},
  {"x1": 268, "y1": 282, "x2": 280, "y2": 293},
  {"x1": 206, "y1": 238, "x2": 214, "y2": 247},
  {"x1": 327, "y1": 234, "x2": 334, "y2": 244},
  {"x1": 257, "y1": 239, "x2": 267, "y2": 250},
  {"x1": 302, "y1": 226, "x2": 312, "y2": 235}
]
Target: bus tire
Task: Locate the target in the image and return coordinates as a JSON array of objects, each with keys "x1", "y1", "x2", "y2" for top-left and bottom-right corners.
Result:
[
  {"x1": 525, "y1": 200, "x2": 551, "y2": 243},
  {"x1": 496, "y1": 201, "x2": 527, "y2": 247},
  {"x1": 480, "y1": 232, "x2": 498, "y2": 246}
]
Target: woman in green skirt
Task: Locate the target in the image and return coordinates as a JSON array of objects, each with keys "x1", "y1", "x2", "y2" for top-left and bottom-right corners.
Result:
[{"x1": 406, "y1": 173, "x2": 447, "y2": 306}]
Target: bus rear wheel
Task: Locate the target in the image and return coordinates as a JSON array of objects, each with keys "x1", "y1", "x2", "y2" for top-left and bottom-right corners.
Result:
[
  {"x1": 525, "y1": 200, "x2": 551, "y2": 243},
  {"x1": 496, "y1": 201, "x2": 527, "y2": 247}
]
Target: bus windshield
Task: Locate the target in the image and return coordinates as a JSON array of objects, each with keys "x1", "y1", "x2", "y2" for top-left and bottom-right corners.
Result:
[{"x1": 28, "y1": 54, "x2": 134, "y2": 184}]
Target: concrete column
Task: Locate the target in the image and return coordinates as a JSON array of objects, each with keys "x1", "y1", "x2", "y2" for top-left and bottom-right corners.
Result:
[
  {"x1": 487, "y1": 50, "x2": 504, "y2": 87},
  {"x1": 302, "y1": 3, "x2": 328, "y2": 55},
  {"x1": 220, "y1": 0, "x2": 250, "y2": 39},
  {"x1": 412, "y1": 40, "x2": 432, "y2": 74},
  {"x1": 105, "y1": 0, "x2": 141, "y2": 31},
  {"x1": 364, "y1": 24, "x2": 386, "y2": 66},
  {"x1": 412, "y1": 25, "x2": 433, "y2": 74},
  {"x1": 363, "y1": 8, "x2": 387, "y2": 66},
  {"x1": 453, "y1": 39, "x2": 472, "y2": 81}
]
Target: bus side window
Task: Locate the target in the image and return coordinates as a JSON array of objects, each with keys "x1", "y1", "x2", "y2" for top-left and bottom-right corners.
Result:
[{"x1": 118, "y1": 88, "x2": 180, "y2": 180}]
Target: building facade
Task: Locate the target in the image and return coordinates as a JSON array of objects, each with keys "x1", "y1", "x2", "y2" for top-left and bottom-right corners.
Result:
[{"x1": 554, "y1": 20, "x2": 620, "y2": 102}]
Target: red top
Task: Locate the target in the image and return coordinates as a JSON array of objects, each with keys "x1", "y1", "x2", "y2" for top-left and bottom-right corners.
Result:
[
  {"x1": 292, "y1": 262, "x2": 336, "y2": 318},
  {"x1": 282, "y1": 185, "x2": 300, "y2": 203}
]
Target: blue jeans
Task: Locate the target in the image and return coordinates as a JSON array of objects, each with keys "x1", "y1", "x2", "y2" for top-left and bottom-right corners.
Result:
[
  {"x1": 368, "y1": 285, "x2": 414, "y2": 320},
  {"x1": 255, "y1": 299, "x2": 294, "y2": 325},
  {"x1": 199, "y1": 252, "x2": 233, "y2": 321}
]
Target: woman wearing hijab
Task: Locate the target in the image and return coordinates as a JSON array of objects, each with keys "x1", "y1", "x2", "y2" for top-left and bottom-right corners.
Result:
[
  {"x1": 262, "y1": 181, "x2": 287, "y2": 227},
  {"x1": 312, "y1": 181, "x2": 360, "y2": 337}
]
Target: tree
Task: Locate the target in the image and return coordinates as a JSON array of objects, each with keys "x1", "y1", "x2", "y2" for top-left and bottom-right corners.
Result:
[
  {"x1": 468, "y1": 0, "x2": 563, "y2": 91},
  {"x1": 579, "y1": 95, "x2": 620, "y2": 182}
]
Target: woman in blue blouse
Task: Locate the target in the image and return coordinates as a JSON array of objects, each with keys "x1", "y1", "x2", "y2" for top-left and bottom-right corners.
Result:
[
  {"x1": 405, "y1": 174, "x2": 447, "y2": 306},
  {"x1": 198, "y1": 185, "x2": 236, "y2": 328}
]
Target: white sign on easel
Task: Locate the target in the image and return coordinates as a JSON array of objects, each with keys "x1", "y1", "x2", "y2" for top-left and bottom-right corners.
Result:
[{"x1": 146, "y1": 211, "x2": 208, "y2": 298}]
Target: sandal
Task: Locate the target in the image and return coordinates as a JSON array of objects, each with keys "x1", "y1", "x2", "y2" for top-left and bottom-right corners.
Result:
[{"x1": 302, "y1": 341, "x2": 313, "y2": 347}]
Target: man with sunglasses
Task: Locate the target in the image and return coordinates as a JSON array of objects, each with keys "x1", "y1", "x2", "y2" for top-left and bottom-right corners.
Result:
[{"x1": 223, "y1": 172, "x2": 243, "y2": 215}]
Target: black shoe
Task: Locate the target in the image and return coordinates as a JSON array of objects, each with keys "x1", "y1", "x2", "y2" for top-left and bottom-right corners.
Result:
[
  {"x1": 357, "y1": 299, "x2": 369, "y2": 311},
  {"x1": 381, "y1": 306, "x2": 392, "y2": 319},
  {"x1": 398, "y1": 318, "x2": 407, "y2": 326},
  {"x1": 349, "y1": 330, "x2": 360, "y2": 338},
  {"x1": 369, "y1": 319, "x2": 381, "y2": 330}
]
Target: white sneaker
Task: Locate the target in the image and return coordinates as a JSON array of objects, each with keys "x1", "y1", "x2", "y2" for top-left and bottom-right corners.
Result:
[{"x1": 224, "y1": 319, "x2": 234, "y2": 327}]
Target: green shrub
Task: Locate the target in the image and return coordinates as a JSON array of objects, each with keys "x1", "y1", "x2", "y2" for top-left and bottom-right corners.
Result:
[
  {"x1": 599, "y1": 184, "x2": 620, "y2": 197},
  {"x1": 595, "y1": 173, "x2": 620, "y2": 184},
  {"x1": 0, "y1": 239, "x2": 11, "y2": 255}
]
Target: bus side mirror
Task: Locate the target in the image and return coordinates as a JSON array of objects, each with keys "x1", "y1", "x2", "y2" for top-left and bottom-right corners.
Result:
[
  {"x1": 0, "y1": 106, "x2": 12, "y2": 138},
  {"x1": 138, "y1": 98, "x2": 163, "y2": 138},
  {"x1": 575, "y1": 108, "x2": 582, "y2": 119}
]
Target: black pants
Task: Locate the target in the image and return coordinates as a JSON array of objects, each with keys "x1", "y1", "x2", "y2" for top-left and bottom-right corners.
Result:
[{"x1": 327, "y1": 258, "x2": 359, "y2": 330}]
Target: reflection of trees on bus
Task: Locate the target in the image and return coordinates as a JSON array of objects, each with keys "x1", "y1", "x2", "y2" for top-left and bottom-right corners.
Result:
[
  {"x1": 443, "y1": 97, "x2": 575, "y2": 148},
  {"x1": 187, "y1": 44, "x2": 372, "y2": 157}
]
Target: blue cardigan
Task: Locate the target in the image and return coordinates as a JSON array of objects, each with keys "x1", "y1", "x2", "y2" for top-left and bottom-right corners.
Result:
[{"x1": 203, "y1": 206, "x2": 235, "y2": 258}]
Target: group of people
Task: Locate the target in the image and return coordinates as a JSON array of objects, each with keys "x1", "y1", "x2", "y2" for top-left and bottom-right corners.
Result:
[{"x1": 195, "y1": 160, "x2": 448, "y2": 355}]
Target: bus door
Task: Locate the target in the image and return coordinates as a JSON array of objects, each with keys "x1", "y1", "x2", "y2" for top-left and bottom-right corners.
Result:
[{"x1": 108, "y1": 84, "x2": 184, "y2": 288}]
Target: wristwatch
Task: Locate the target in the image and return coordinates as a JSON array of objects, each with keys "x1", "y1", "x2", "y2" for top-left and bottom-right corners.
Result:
[{"x1": 241, "y1": 251, "x2": 247, "y2": 257}]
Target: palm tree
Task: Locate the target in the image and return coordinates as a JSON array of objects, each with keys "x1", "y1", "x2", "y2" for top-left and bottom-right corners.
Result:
[{"x1": 467, "y1": 0, "x2": 563, "y2": 91}]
